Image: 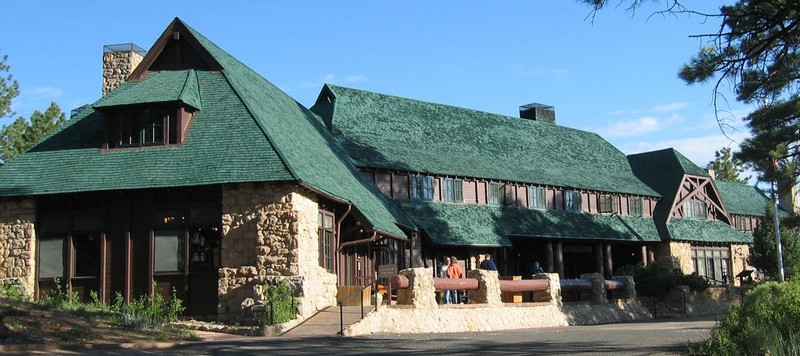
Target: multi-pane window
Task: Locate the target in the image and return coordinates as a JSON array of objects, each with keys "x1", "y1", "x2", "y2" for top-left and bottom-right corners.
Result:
[
  {"x1": 630, "y1": 197, "x2": 644, "y2": 216},
  {"x1": 692, "y1": 247, "x2": 731, "y2": 284},
  {"x1": 318, "y1": 211, "x2": 335, "y2": 273},
  {"x1": 565, "y1": 190, "x2": 582, "y2": 212},
  {"x1": 735, "y1": 216, "x2": 753, "y2": 231},
  {"x1": 529, "y1": 186, "x2": 547, "y2": 209},
  {"x1": 410, "y1": 176, "x2": 434, "y2": 201},
  {"x1": 503, "y1": 184, "x2": 515, "y2": 206},
  {"x1": 104, "y1": 107, "x2": 187, "y2": 149},
  {"x1": 442, "y1": 178, "x2": 463, "y2": 203},
  {"x1": 599, "y1": 194, "x2": 619, "y2": 214},
  {"x1": 684, "y1": 199, "x2": 708, "y2": 219},
  {"x1": 488, "y1": 182, "x2": 503, "y2": 206}
]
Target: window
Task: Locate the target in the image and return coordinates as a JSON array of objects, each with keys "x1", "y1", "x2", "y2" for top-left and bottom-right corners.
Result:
[
  {"x1": 319, "y1": 211, "x2": 335, "y2": 273},
  {"x1": 39, "y1": 237, "x2": 65, "y2": 279},
  {"x1": 154, "y1": 230, "x2": 185, "y2": 273},
  {"x1": 104, "y1": 106, "x2": 188, "y2": 149},
  {"x1": 503, "y1": 184, "x2": 515, "y2": 206},
  {"x1": 73, "y1": 233, "x2": 101, "y2": 277},
  {"x1": 529, "y1": 186, "x2": 547, "y2": 209},
  {"x1": 488, "y1": 182, "x2": 502, "y2": 206},
  {"x1": 684, "y1": 199, "x2": 708, "y2": 219},
  {"x1": 692, "y1": 247, "x2": 731, "y2": 284},
  {"x1": 599, "y1": 194, "x2": 619, "y2": 214},
  {"x1": 565, "y1": 190, "x2": 582, "y2": 212},
  {"x1": 630, "y1": 197, "x2": 644, "y2": 216},
  {"x1": 735, "y1": 216, "x2": 752, "y2": 231},
  {"x1": 442, "y1": 178, "x2": 463, "y2": 203},
  {"x1": 410, "y1": 176, "x2": 434, "y2": 201}
]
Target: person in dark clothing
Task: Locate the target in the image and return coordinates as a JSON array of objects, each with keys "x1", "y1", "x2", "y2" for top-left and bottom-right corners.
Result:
[
  {"x1": 479, "y1": 254, "x2": 498, "y2": 271},
  {"x1": 531, "y1": 261, "x2": 544, "y2": 275}
]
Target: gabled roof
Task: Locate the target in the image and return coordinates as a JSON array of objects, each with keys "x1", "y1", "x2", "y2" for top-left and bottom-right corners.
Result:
[
  {"x1": 312, "y1": 85, "x2": 660, "y2": 198},
  {"x1": 0, "y1": 18, "x2": 412, "y2": 238},
  {"x1": 398, "y1": 200, "x2": 661, "y2": 247},
  {"x1": 94, "y1": 70, "x2": 202, "y2": 110},
  {"x1": 628, "y1": 148, "x2": 710, "y2": 223}
]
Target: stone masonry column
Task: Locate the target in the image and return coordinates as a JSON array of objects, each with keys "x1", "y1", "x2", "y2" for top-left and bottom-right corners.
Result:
[
  {"x1": 533, "y1": 272, "x2": 562, "y2": 306},
  {"x1": 466, "y1": 269, "x2": 502, "y2": 306},
  {"x1": 612, "y1": 275, "x2": 636, "y2": 300},
  {"x1": 580, "y1": 272, "x2": 607, "y2": 304},
  {"x1": 396, "y1": 267, "x2": 437, "y2": 308},
  {"x1": 0, "y1": 198, "x2": 36, "y2": 298}
]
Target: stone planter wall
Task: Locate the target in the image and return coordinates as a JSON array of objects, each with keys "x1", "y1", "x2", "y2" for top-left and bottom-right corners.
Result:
[
  {"x1": 0, "y1": 198, "x2": 36, "y2": 297},
  {"x1": 218, "y1": 183, "x2": 336, "y2": 322}
]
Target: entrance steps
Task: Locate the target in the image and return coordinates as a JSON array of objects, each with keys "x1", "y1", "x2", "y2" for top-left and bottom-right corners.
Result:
[{"x1": 281, "y1": 305, "x2": 375, "y2": 337}]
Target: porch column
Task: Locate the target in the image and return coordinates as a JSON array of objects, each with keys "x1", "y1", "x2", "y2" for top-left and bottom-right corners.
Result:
[
  {"x1": 554, "y1": 241, "x2": 564, "y2": 278},
  {"x1": 603, "y1": 243, "x2": 613, "y2": 279},
  {"x1": 641, "y1": 245, "x2": 648, "y2": 265},
  {"x1": 594, "y1": 243, "x2": 604, "y2": 277},
  {"x1": 545, "y1": 241, "x2": 554, "y2": 273}
]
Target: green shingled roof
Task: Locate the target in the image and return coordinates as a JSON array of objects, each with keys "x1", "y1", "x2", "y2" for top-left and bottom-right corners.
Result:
[
  {"x1": 312, "y1": 85, "x2": 659, "y2": 198},
  {"x1": 94, "y1": 70, "x2": 202, "y2": 110},
  {"x1": 628, "y1": 148, "x2": 709, "y2": 223},
  {"x1": 667, "y1": 218, "x2": 753, "y2": 244},
  {"x1": 398, "y1": 200, "x2": 661, "y2": 247},
  {"x1": 716, "y1": 181, "x2": 770, "y2": 216},
  {"x1": 0, "y1": 18, "x2": 412, "y2": 238}
]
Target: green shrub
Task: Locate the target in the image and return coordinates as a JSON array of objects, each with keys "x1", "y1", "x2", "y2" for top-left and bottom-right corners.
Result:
[
  {"x1": 617, "y1": 262, "x2": 678, "y2": 299},
  {"x1": 677, "y1": 273, "x2": 710, "y2": 292},
  {"x1": 257, "y1": 281, "x2": 297, "y2": 326},
  {"x1": 113, "y1": 288, "x2": 185, "y2": 329},
  {"x1": 692, "y1": 280, "x2": 800, "y2": 355}
]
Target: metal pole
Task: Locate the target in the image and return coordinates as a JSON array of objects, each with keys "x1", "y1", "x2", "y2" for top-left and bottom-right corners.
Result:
[{"x1": 772, "y1": 179, "x2": 786, "y2": 282}]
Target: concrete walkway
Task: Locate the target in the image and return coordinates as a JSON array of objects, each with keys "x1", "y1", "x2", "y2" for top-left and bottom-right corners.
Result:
[{"x1": 281, "y1": 305, "x2": 376, "y2": 337}]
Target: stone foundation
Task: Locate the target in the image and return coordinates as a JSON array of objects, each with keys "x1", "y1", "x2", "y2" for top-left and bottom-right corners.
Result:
[
  {"x1": 0, "y1": 198, "x2": 36, "y2": 297},
  {"x1": 218, "y1": 183, "x2": 336, "y2": 322},
  {"x1": 342, "y1": 267, "x2": 649, "y2": 336}
]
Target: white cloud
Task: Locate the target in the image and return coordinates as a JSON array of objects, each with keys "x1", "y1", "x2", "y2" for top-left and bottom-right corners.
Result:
[
  {"x1": 651, "y1": 102, "x2": 688, "y2": 112},
  {"x1": 298, "y1": 73, "x2": 366, "y2": 89},
  {"x1": 597, "y1": 116, "x2": 662, "y2": 137},
  {"x1": 620, "y1": 131, "x2": 750, "y2": 167}
]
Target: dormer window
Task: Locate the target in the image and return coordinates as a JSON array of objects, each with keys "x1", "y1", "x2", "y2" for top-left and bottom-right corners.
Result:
[{"x1": 102, "y1": 105, "x2": 193, "y2": 149}]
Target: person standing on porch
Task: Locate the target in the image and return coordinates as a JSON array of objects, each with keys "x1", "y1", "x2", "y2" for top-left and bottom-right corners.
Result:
[
  {"x1": 479, "y1": 254, "x2": 497, "y2": 271},
  {"x1": 447, "y1": 256, "x2": 464, "y2": 303},
  {"x1": 439, "y1": 256, "x2": 451, "y2": 304}
]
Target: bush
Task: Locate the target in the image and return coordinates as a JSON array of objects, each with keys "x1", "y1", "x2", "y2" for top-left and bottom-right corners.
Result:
[
  {"x1": 692, "y1": 280, "x2": 800, "y2": 355},
  {"x1": 256, "y1": 282, "x2": 297, "y2": 326},
  {"x1": 111, "y1": 288, "x2": 185, "y2": 329},
  {"x1": 677, "y1": 273, "x2": 710, "y2": 292},
  {"x1": 616, "y1": 262, "x2": 678, "y2": 299}
]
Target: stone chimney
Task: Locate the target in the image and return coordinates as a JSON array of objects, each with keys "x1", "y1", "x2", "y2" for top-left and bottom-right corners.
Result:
[
  {"x1": 102, "y1": 43, "x2": 146, "y2": 96},
  {"x1": 706, "y1": 164, "x2": 716, "y2": 181},
  {"x1": 519, "y1": 103, "x2": 555, "y2": 124}
]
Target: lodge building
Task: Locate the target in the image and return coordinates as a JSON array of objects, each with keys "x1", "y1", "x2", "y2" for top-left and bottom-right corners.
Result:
[{"x1": 0, "y1": 18, "x2": 784, "y2": 321}]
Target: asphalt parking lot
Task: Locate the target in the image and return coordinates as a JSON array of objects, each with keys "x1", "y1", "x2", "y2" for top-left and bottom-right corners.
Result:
[{"x1": 59, "y1": 315, "x2": 718, "y2": 355}]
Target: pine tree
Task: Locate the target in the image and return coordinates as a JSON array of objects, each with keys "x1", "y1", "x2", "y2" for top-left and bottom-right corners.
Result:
[
  {"x1": 0, "y1": 102, "x2": 66, "y2": 162},
  {"x1": 750, "y1": 203, "x2": 800, "y2": 280},
  {"x1": 708, "y1": 147, "x2": 750, "y2": 183}
]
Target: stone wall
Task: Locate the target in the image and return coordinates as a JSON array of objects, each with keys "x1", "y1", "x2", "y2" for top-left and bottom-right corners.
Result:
[
  {"x1": 102, "y1": 47, "x2": 144, "y2": 96},
  {"x1": 730, "y1": 244, "x2": 750, "y2": 287},
  {"x1": 218, "y1": 183, "x2": 336, "y2": 322},
  {"x1": 658, "y1": 241, "x2": 693, "y2": 274},
  {"x1": 0, "y1": 198, "x2": 36, "y2": 297},
  {"x1": 344, "y1": 268, "x2": 650, "y2": 336}
]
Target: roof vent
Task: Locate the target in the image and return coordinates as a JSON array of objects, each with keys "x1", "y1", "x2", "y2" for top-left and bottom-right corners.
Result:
[{"x1": 519, "y1": 103, "x2": 555, "y2": 124}]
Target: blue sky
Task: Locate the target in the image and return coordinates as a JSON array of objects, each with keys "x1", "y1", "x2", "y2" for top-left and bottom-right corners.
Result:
[{"x1": 1, "y1": 1, "x2": 750, "y2": 169}]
